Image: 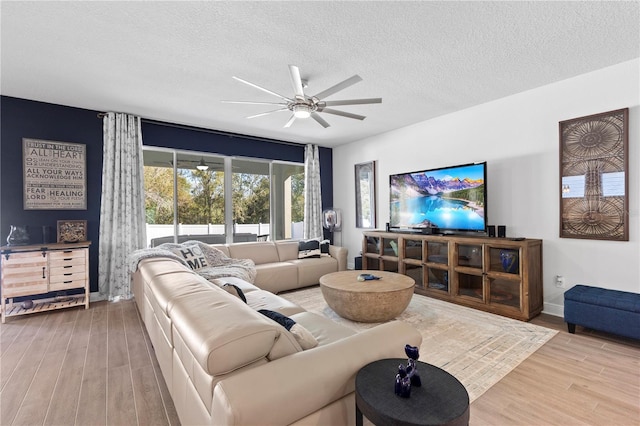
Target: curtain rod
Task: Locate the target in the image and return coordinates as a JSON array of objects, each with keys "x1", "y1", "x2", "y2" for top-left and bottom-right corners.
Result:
[{"x1": 96, "y1": 112, "x2": 306, "y2": 147}]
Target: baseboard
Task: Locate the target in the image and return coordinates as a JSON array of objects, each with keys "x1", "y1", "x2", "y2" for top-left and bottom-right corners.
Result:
[{"x1": 543, "y1": 302, "x2": 564, "y2": 318}]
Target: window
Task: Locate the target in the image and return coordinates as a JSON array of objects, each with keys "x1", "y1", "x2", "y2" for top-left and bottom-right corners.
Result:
[
  {"x1": 232, "y1": 158, "x2": 270, "y2": 240},
  {"x1": 143, "y1": 147, "x2": 304, "y2": 247}
]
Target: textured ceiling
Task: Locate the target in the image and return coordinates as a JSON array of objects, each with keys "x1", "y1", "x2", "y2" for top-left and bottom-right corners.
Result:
[{"x1": 1, "y1": 1, "x2": 639, "y2": 148}]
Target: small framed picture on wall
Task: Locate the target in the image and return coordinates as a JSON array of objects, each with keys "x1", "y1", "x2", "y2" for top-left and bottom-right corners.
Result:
[{"x1": 57, "y1": 220, "x2": 87, "y2": 243}]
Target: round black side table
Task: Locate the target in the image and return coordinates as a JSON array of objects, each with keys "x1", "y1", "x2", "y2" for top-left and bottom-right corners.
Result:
[{"x1": 355, "y1": 358, "x2": 469, "y2": 426}]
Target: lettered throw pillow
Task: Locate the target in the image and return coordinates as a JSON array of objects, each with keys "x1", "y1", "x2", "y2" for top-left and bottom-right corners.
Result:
[
  {"x1": 170, "y1": 244, "x2": 209, "y2": 270},
  {"x1": 258, "y1": 309, "x2": 318, "y2": 350}
]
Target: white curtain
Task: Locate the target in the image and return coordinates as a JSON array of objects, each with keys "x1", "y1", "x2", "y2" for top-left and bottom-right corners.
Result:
[
  {"x1": 98, "y1": 113, "x2": 146, "y2": 301},
  {"x1": 303, "y1": 144, "x2": 323, "y2": 239}
]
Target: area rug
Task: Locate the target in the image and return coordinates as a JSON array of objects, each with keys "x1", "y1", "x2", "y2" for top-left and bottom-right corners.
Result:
[{"x1": 280, "y1": 286, "x2": 557, "y2": 402}]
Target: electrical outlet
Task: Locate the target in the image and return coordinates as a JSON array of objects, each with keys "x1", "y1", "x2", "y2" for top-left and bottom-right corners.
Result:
[{"x1": 555, "y1": 275, "x2": 565, "y2": 288}]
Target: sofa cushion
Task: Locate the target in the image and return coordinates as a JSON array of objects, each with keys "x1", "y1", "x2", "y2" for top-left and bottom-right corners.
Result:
[
  {"x1": 258, "y1": 309, "x2": 318, "y2": 350},
  {"x1": 169, "y1": 285, "x2": 299, "y2": 376},
  {"x1": 209, "y1": 277, "x2": 260, "y2": 294},
  {"x1": 147, "y1": 269, "x2": 208, "y2": 317},
  {"x1": 289, "y1": 256, "x2": 340, "y2": 288},
  {"x1": 136, "y1": 257, "x2": 192, "y2": 281},
  {"x1": 290, "y1": 311, "x2": 356, "y2": 346},
  {"x1": 272, "y1": 240, "x2": 297, "y2": 261},
  {"x1": 254, "y1": 262, "x2": 299, "y2": 294},
  {"x1": 245, "y1": 289, "x2": 306, "y2": 317},
  {"x1": 227, "y1": 242, "x2": 279, "y2": 265}
]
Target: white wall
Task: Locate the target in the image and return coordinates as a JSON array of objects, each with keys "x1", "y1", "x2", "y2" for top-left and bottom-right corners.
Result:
[{"x1": 333, "y1": 59, "x2": 640, "y2": 317}]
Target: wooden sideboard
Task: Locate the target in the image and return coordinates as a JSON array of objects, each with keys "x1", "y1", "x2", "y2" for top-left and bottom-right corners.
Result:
[
  {"x1": 362, "y1": 231, "x2": 543, "y2": 321},
  {"x1": 1, "y1": 241, "x2": 91, "y2": 323}
]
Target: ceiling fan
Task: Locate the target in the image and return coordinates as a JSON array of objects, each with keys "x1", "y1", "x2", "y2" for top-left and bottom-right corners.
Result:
[{"x1": 222, "y1": 65, "x2": 382, "y2": 128}]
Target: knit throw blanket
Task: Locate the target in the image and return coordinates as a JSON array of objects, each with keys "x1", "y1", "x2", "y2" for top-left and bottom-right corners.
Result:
[{"x1": 129, "y1": 240, "x2": 257, "y2": 283}]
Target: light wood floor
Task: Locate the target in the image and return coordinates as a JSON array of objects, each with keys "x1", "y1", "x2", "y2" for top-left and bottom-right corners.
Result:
[
  {"x1": 1, "y1": 300, "x2": 638, "y2": 426},
  {"x1": 0, "y1": 299, "x2": 179, "y2": 426},
  {"x1": 472, "y1": 314, "x2": 640, "y2": 425}
]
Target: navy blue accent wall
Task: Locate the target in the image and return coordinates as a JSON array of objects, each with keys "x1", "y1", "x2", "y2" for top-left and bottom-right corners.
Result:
[
  {"x1": 1, "y1": 96, "x2": 103, "y2": 292},
  {"x1": 1, "y1": 96, "x2": 334, "y2": 293},
  {"x1": 143, "y1": 121, "x2": 304, "y2": 161}
]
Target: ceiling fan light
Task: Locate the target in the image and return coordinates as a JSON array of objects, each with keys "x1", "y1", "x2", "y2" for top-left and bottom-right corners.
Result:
[
  {"x1": 196, "y1": 158, "x2": 209, "y2": 171},
  {"x1": 293, "y1": 104, "x2": 311, "y2": 119}
]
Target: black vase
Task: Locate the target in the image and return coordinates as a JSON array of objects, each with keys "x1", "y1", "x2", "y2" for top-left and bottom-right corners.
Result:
[{"x1": 7, "y1": 225, "x2": 30, "y2": 246}]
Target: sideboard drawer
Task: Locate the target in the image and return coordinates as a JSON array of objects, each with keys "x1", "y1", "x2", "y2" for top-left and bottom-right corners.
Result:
[
  {"x1": 50, "y1": 262, "x2": 86, "y2": 277},
  {"x1": 50, "y1": 277, "x2": 87, "y2": 291},
  {"x1": 49, "y1": 263, "x2": 87, "y2": 291},
  {"x1": 49, "y1": 249, "x2": 85, "y2": 261}
]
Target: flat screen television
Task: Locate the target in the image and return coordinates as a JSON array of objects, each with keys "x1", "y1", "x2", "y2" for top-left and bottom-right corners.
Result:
[{"x1": 389, "y1": 162, "x2": 487, "y2": 234}]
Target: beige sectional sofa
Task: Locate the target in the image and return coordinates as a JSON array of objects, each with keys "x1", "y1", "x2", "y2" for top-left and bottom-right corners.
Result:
[
  {"x1": 212, "y1": 240, "x2": 348, "y2": 293},
  {"x1": 131, "y1": 243, "x2": 421, "y2": 425}
]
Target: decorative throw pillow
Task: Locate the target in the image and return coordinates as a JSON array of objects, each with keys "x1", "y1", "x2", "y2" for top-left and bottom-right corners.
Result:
[
  {"x1": 222, "y1": 283, "x2": 247, "y2": 303},
  {"x1": 258, "y1": 309, "x2": 318, "y2": 350},
  {"x1": 170, "y1": 244, "x2": 209, "y2": 270},
  {"x1": 319, "y1": 239, "x2": 331, "y2": 257},
  {"x1": 298, "y1": 239, "x2": 321, "y2": 259}
]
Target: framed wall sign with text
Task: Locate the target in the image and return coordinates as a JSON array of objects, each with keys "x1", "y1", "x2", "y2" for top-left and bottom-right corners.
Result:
[{"x1": 23, "y1": 138, "x2": 87, "y2": 210}]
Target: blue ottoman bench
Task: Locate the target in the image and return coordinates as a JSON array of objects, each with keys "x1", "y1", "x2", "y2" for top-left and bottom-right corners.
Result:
[{"x1": 564, "y1": 285, "x2": 640, "y2": 340}]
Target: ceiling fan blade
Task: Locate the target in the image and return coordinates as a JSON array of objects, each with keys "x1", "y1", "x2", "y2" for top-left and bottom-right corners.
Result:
[
  {"x1": 322, "y1": 98, "x2": 382, "y2": 106},
  {"x1": 221, "y1": 100, "x2": 287, "y2": 106},
  {"x1": 310, "y1": 112, "x2": 330, "y2": 128},
  {"x1": 284, "y1": 114, "x2": 297, "y2": 128},
  {"x1": 320, "y1": 108, "x2": 366, "y2": 120},
  {"x1": 312, "y1": 75, "x2": 363, "y2": 100},
  {"x1": 246, "y1": 108, "x2": 289, "y2": 119},
  {"x1": 288, "y1": 65, "x2": 306, "y2": 99},
  {"x1": 232, "y1": 76, "x2": 293, "y2": 102}
]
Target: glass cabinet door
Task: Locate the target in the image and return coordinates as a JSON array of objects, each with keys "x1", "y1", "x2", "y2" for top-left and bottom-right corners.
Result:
[
  {"x1": 488, "y1": 278, "x2": 521, "y2": 309},
  {"x1": 455, "y1": 243, "x2": 484, "y2": 300},
  {"x1": 405, "y1": 264, "x2": 424, "y2": 290},
  {"x1": 457, "y1": 244, "x2": 483, "y2": 269},
  {"x1": 488, "y1": 247, "x2": 520, "y2": 275},
  {"x1": 364, "y1": 235, "x2": 380, "y2": 256},
  {"x1": 381, "y1": 237, "x2": 399, "y2": 258},
  {"x1": 426, "y1": 241, "x2": 448, "y2": 265},
  {"x1": 456, "y1": 273, "x2": 483, "y2": 300},
  {"x1": 426, "y1": 267, "x2": 449, "y2": 292},
  {"x1": 382, "y1": 259, "x2": 399, "y2": 272},
  {"x1": 487, "y1": 246, "x2": 522, "y2": 310},
  {"x1": 365, "y1": 257, "x2": 380, "y2": 270},
  {"x1": 403, "y1": 239, "x2": 423, "y2": 261}
]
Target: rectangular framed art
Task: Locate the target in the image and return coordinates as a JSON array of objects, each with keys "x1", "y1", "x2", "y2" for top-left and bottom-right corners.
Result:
[
  {"x1": 559, "y1": 108, "x2": 629, "y2": 241},
  {"x1": 23, "y1": 138, "x2": 87, "y2": 210},
  {"x1": 355, "y1": 161, "x2": 376, "y2": 229},
  {"x1": 57, "y1": 220, "x2": 88, "y2": 243}
]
